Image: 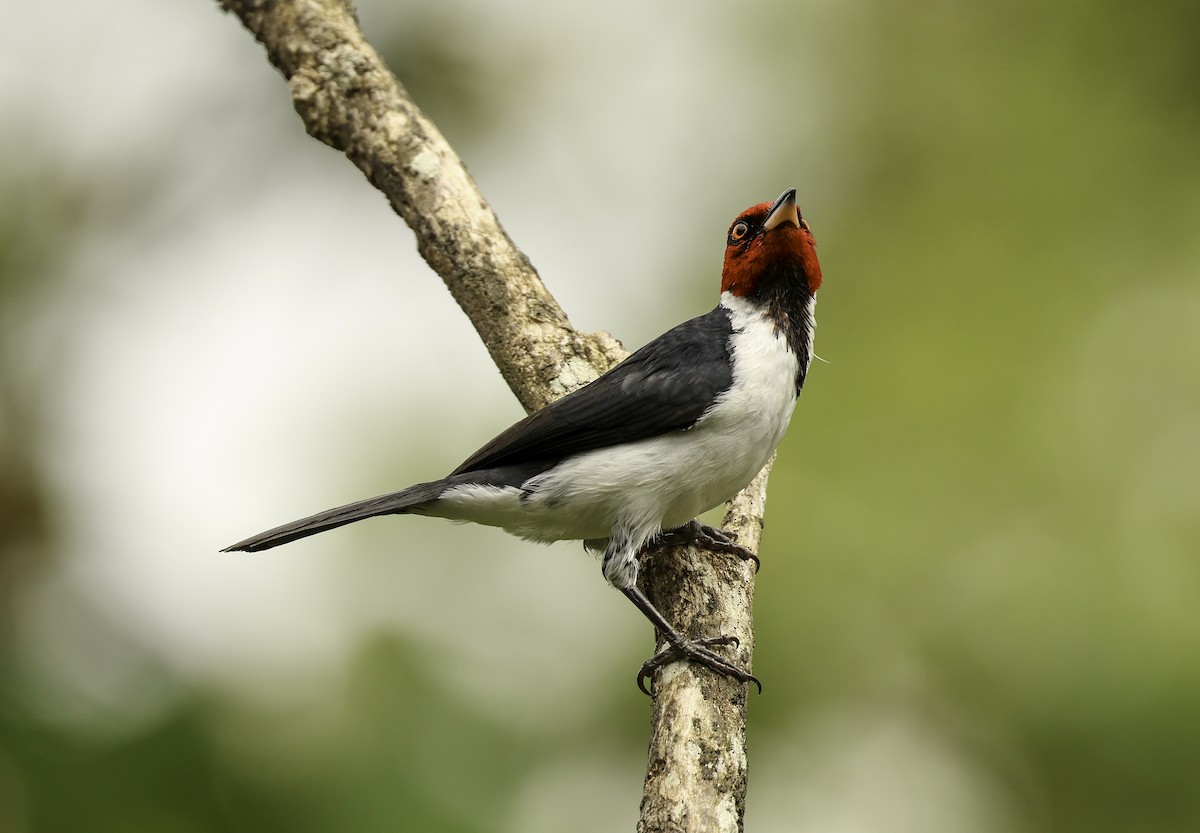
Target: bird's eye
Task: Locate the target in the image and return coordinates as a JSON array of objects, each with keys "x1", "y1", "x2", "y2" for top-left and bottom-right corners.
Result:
[{"x1": 730, "y1": 222, "x2": 750, "y2": 241}]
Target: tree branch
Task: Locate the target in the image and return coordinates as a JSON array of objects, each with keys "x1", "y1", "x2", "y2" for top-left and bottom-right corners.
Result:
[
  {"x1": 218, "y1": 0, "x2": 624, "y2": 409},
  {"x1": 217, "y1": 2, "x2": 768, "y2": 829},
  {"x1": 638, "y1": 467, "x2": 766, "y2": 833}
]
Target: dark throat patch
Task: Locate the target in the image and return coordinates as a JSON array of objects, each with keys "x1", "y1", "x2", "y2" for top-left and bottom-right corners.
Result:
[{"x1": 748, "y1": 262, "x2": 815, "y2": 393}]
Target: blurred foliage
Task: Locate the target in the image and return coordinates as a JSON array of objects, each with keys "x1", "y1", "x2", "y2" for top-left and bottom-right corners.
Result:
[
  {"x1": 2, "y1": 0, "x2": 1199, "y2": 831},
  {"x1": 0, "y1": 172, "x2": 84, "y2": 565}
]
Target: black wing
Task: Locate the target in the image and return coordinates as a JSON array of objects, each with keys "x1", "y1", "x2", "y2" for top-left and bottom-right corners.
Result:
[{"x1": 451, "y1": 305, "x2": 734, "y2": 475}]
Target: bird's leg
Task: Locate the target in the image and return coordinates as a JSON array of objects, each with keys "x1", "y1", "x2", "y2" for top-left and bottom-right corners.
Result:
[
  {"x1": 650, "y1": 519, "x2": 760, "y2": 572},
  {"x1": 621, "y1": 585, "x2": 761, "y2": 696}
]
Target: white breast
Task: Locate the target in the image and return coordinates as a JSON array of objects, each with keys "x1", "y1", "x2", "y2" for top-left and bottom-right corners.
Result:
[{"x1": 673, "y1": 291, "x2": 805, "y2": 519}]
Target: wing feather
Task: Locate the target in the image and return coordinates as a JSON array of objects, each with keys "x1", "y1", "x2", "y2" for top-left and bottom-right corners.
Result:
[{"x1": 451, "y1": 306, "x2": 734, "y2": 475}]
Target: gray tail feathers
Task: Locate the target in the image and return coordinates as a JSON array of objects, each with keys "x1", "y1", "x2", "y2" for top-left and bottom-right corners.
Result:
[{"x1": 221, "y1": 480, "x2": 447, "y2": 553}]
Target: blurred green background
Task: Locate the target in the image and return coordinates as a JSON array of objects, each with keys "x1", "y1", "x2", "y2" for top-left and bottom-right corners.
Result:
[{"x1": 2, "y1": 0, "x2": 1198, "y2": 831}]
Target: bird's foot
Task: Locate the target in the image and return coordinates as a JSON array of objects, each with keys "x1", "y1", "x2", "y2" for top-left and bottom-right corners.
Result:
[
  {"x1": 621, "y1": 587, "x2": 761, "y2": 696},
  {"x1": 636, "y1": 634, "x2": 761, "y2": 696},
  {"x1": 652, "y1": 520, "x2": 760, "y2": 572}
]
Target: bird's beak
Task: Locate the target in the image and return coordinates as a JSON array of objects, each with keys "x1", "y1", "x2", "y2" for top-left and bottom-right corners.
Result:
[{"x1": 762, "y1": 188, "x2": 800, "y2": 232}]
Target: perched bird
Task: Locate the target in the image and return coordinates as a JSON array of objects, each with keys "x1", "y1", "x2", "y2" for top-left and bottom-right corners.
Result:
[{"x1": 223, "y1": 188, "x2": 822, "y2": 693}]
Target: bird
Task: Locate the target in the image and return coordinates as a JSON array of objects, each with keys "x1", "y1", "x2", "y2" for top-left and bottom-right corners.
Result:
[{"x1": 223, "y1": 187, "x2": 823, "y2": 694}]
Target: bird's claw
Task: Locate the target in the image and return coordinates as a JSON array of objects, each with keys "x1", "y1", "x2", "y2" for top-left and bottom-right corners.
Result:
[
  {"x1": 691, "y1": 522, "x2": 761, "y2": 572},
  {"x1": 636, "y1": 634, "x2": 762, "y2": 696},
  {"x1": 651, "y1": 520, "x2": 760, "y2": 572}
]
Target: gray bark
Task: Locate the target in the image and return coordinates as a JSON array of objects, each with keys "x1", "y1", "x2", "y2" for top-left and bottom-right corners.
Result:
[{"x1": 217, "y1": 2, "x2": 770, "y2": 829}]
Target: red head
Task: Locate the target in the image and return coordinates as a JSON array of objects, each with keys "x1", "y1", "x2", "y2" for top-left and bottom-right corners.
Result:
[{"x1": 721, "y1": 189, "x2": 822, "y2": 298}]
